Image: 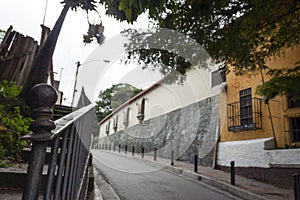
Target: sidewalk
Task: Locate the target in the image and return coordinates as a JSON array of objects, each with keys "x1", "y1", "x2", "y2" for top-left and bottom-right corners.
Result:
[{"x1": 95, "y1": 150, "x2": 293, "y2": 200}]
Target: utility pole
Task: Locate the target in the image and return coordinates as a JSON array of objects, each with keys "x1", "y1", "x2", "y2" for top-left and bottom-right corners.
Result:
[{"x1": 71, "y1": 61, "x2": 80, "y2": 107}]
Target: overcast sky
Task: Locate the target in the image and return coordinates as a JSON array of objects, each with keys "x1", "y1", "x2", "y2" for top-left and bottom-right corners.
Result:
[{"x1": 0, "y1": 0, "x2": 160, "y2": 105}]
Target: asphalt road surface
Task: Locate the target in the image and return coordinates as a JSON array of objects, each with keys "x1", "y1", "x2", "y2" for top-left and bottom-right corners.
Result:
[{"x1": 92, "y1": 150, "x2": 239, "y2": 200}]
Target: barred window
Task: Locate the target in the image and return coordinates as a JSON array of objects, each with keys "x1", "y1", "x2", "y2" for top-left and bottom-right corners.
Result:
[
  {"x1": 240, "y1": 88, "x2": 253, "y2": 126},
  {"x1": 290, "y1": 117, "x2": 300, "y2": 142}
]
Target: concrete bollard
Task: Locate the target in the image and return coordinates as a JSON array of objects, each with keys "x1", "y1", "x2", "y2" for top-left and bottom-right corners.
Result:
[
  {"x1": 194, "y1": 155, "x2": 198, "y2": 173},
  {"x1": 230, "y1": 161, "x2": 235, "y2": 185},
  {"x1": 171, "y1": 150, "x2": 174, "y2": 166},
  {"x1": 132, "y1": 146, "x2": 135, "y2": 156},
  {"x1": 142, "y1": 147, "x2": 145, "y2": 158},
  {"x1": 294, "y1": 174, "x2": 300, "y2": 200}
]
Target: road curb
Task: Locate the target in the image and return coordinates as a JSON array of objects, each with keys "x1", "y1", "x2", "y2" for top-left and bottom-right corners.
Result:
[
  {"x1": 93, "y1": 166, "x2": 120, "y2": 200},
  {"x1": 199, "y1": 175, "x2": 267, "y2": 200},
  {"x1": 182, "y1": 170, "x2": 201, "y2": 181},
  {"x1": 160, "y1": 163, "x2": 267, "y2": 200},
  {"x1": 164, "y1": 165, "x2": 183, "y2": 174}
]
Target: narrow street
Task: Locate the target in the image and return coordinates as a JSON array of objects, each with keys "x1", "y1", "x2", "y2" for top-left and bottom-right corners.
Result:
[{"x1": 92, "y1": 150, "x2": 239, "y2": 200}]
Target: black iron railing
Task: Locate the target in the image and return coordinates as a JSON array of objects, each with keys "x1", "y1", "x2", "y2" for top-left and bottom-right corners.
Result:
[
  {"x1": 227, "y1": 97, "x2": 262, "y2": 132},
  {"x1": 22, "y1": 84, "x2": 94, "y2": 200}
]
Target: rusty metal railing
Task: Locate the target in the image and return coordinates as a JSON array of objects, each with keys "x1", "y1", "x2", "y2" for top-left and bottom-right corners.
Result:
[{"x1": 22, "y1": 84, "x2": 94, "y2": 200}]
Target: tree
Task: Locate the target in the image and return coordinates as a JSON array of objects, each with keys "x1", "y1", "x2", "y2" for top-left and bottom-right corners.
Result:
[
  {"x1": 104, "y1": 0, "x2": 300, "y2": 99},
  {"x1": 23, "y1": 0, "x2": 105, "y2": 98},
  {"x1": 95, "y1": 83, "x2": 142, "y2": 121},
  {"x1": 23, "y1": 0, "x2": 300, "y2": 101}
]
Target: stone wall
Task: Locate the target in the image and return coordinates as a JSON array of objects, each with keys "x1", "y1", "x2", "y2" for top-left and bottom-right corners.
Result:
[{"x1": 97, "y1": 95, "x2": 219, "y2": 167}]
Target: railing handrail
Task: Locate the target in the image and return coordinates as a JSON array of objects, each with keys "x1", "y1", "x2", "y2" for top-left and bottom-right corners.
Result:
[{"x1": 52, "y1": 104, "x2": 94, "y2": 138}]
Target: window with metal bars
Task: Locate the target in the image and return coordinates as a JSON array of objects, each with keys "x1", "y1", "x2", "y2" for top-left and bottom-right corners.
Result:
[
  {"x1": 240, "y1": 88, "x2": 253, "y2": 126},
  {"x1": 227, "y1": 88, "x2": 261, "y2": 132},
  {"x1": 288, "y1": 96, "x2": 300, "y2": 108},
  {"x1": 290, "y1": 117, "x2": 300, "y2": 142}
]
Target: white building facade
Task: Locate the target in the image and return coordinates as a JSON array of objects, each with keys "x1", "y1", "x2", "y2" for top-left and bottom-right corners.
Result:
[{"x1": 98, "y1": 63, "x2": 225, "y2": 166}]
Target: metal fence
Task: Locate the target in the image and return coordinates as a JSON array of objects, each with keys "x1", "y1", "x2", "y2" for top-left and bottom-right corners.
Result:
[{"x1": 22, "y1": 84, "x2": 94, "y2": 200}]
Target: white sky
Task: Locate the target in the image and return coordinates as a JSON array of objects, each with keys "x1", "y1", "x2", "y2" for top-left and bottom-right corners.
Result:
[{"x1": 0, "y1": 0, "x2": 161, "y2": 106}]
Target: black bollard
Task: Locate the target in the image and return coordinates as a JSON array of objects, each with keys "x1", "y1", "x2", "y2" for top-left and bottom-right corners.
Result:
[
  {"x1": 294, "y1": 174, "x2": 300, "y2": 200},
  {"x1": 132, "y1": 146, "x2": 135, "y2": 156},
  {"x1": 142, "y1": 147, "x2": 145, "y2": 158},
  {"x1": 118, "y1": 144, "x2": 121, "y2": 153},
  {"x1": 230, "y1": 161, "x2": 235, "y2": 185},
  {"x1": 171, "y1": 150, "x2": 174, "y2": 166},
  {"x1": 154, "y1": 148, "x2": 157, "y2": 161},
  {"x1": 109, "y1": 144, "x2": 111, "y2": 151},
  {"x1": 125, "y1": 145, "x2": 127, "y2": 154},
  {"x1": 194, "y1": 155, "x2": 198, "y2": 173}
]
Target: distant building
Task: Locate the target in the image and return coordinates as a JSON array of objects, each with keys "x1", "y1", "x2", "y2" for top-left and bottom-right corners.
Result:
[{"x1": 98, "y1": 62, "x2": 225, "y2": 166}]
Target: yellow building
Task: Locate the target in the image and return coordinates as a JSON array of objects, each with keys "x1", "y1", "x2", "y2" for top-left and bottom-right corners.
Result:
[
  {"x1": 220, "y1": 45, "x2": 300, "y2": 148},
  {"x1": 216, "y1": 45, "x2": 300, "y2": 189}
]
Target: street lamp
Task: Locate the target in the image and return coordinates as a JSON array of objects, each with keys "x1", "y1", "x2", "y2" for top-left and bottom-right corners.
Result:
[{"x1": 71, "y1": 59, "x2": 110, "y2": 107}]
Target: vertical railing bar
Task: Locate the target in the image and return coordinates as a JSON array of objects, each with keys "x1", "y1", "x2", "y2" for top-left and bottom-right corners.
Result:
[
  {"x1": 259, "y1": 98, "x2": 262, "y2": 128},
  {"x1": 67, "y1": 132, "x2": 77, "y2": 200},
  {"x1": 74, "y1": 118, "x2": 84, "y2": 198},
  {"x1": 68, "y1": 131, "x2": 80, "y2": 199},
  {"x1": 77, "y1": 142, "x2": 86, "y2": 197},
  {"x1": 76, "y1": 137, "x2": 85, "y2": 198},
  {"x1": 22, "y1": 142, "x2": 49, "y2": 200},
  {"x1": 61, "y1": 124, "x2": 75, "y2": 200},
  {"x1": 74, "y1": 139, "x2": 83, "y2": 198},
  {"x1": 53, "y1": 127, "x2": 70, "y2": 200},
  {"x1": 44, "y1": 136, "x2": 60, "y2": 200},
  {"x1": 77, "y1": 141, "x2": 93, "y2": 199}
]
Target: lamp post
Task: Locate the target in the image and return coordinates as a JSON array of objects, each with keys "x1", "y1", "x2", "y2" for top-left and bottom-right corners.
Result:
[{"x1": 71, "y1": 59, "x2": 110, "y2": 108}]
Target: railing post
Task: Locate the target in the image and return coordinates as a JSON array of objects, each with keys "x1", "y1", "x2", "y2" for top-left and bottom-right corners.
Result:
[{"x1": 22, "y1": 84, "x2": 58, "y2": 200}]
